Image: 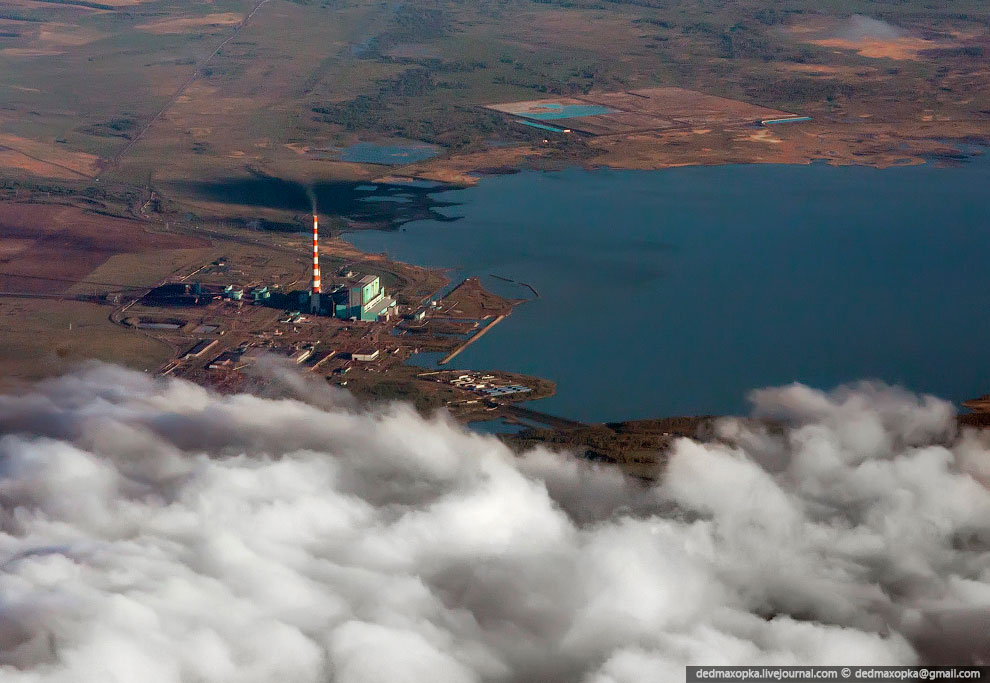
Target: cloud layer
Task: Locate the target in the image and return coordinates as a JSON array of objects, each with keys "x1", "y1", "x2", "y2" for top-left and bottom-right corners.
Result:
[{"x1": 0, "y1": 365, "x2": 988, "y2": 681}]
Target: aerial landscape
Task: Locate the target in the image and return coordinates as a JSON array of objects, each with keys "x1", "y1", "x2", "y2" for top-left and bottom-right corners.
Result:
[{"x1": 1, "y1": 0, "x2": 990, "y2": 679}]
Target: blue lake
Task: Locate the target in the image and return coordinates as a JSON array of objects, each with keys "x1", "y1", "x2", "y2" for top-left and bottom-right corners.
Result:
[
  {"x1": 338, "y1": 142, "x2": 440, "y2": 165},
  {"x1": 348, "y1": 156, "x2": 990, "y2": 422}
]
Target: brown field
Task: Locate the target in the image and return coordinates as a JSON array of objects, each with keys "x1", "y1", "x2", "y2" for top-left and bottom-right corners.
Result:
[
  {"x1": 80, "y1": 0, "x2": 150, "y2": 5},
  {"x1": 136, "y1": 13, "x2": 243, "y2": 34},
  {"x1": 776, "y1": 63, "x2": 880, "y2": 78},
  {"x1": 0, "y1": 18, "x2": 103, "y2": 54},
  {"x1": 0, "y1": 147, "x2": 77, "y2": 177},
  {"x1": 808, "y1": 36, "x2": 941, "y2": 60},
  {"x1": 785, "y1": 15, "x2": 958, "y2": 61},
  {"x1": 38, "y1": 22, "x2": 103, "y2": 46},
  {"x1": 0, "y1": 134, "x2": 99, "y2": 178},
  {"x1": 0, "y1": 48, "x2": 66, "y2": 57},
  {"x1": 0, "y1": 202, "x2": 209, "y2": 294}
]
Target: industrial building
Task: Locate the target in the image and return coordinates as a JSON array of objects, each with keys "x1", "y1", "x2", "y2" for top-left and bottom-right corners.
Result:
[
  {"x1": 350, "y1": 349, "x2": 380, "y2": 362},
  {"x1": 142, "y1": 282, "x2": 211, "y2": 307},
  {"x1": 183, "y1": 339, "x2": 218, "y2": 359},
  {"x1": 300, "y1": 214, "x2": 395, "y2": 320},
  {"x1": 441, "y1": 372, "x2": 532, "y2": 397},
  {"x1": 239, "y1": 345, "x2": 314, "y2": 365},
  {"x1": 332, "y1": 275, "x2": 396, "y2": 321}
]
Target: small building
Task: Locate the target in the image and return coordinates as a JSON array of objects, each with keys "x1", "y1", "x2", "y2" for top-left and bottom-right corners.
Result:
[
  {"x1": 251, "y1": 286, "x2": 271, "y2": 302},
  {"x1": 290, "y1": 348, "x2": 313, "y2": 364},
  {"x1": 207, "y1": 350, "x2": 241, "y2": 370},
  {"x1": 184, "y1": 339, "x2": 218, "y2": 359},
  {"x1": 351, "y1": 349, "x2": 380, "y2": 362},
  {"x1": 240, "y1": 346, "x2": 269, "y2": 363}
]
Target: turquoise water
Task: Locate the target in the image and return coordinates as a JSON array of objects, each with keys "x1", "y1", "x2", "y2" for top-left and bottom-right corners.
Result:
[
  {"x1": 517, "y1": 121, "x2": 568, "y2": 133},
  {"x1": 763, "y1": 116, "x2": 813, "y2": 125},
  {"x1": 521, "y1": 103, "x2": 616, "y2": 120},
  {"x1": 348, "y1": 156, "x2": 990, "y2": 422}
]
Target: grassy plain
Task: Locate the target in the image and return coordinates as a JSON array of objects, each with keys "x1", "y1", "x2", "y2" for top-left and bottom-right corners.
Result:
[
  {"x1": 0, "y1": 297, "x2": 174, "y2": 386},
  {"x1": 0, "y1": 0, "x2": 987, "y2": 199}
]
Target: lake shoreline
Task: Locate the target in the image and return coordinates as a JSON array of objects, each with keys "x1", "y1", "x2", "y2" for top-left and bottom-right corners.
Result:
[{"x1": 347, "y1": 154, "x2": 990, "y2": 424}]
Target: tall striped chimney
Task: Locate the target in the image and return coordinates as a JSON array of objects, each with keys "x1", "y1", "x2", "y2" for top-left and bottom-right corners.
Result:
[{"x1": 310, "y1": 214, "x2": 321, "y2": 313}]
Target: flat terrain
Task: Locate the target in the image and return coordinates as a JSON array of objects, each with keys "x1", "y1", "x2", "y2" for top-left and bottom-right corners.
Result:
[
  {"x1": 0, "y1": 0, "x2": 986, "y2": 204},
  {"x1": 488, "y1": 87, "x2": 800, "y2": 136},
  {"x1": 0, "y1": 297, "x2": 174, "y2": 386},
  {"x1": 0, "y1": 201, "x2": 207, "y2": 293},
  {"x1": 0, "y1": 0, "x2": 989, "y2": 422}
]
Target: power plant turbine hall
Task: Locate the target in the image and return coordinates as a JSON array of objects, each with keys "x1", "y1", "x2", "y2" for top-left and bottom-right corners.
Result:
[{"x1": 311, "y1": 213, "x2": 321, "y2": 314}]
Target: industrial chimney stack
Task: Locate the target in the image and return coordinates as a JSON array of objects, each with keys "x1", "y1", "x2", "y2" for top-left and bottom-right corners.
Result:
[{"x1": 310, "y1": 214, "x2": 321, "y2": 313}]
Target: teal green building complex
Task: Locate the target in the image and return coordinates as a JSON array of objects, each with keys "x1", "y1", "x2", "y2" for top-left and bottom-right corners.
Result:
[{"x1": 332, "y1": 275, "x2": 396, "y2": 321}]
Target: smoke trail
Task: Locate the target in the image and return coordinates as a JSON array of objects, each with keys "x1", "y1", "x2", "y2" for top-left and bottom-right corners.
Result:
[
  {"x1": 305, "y1": 184, "x2": 318, "y2": 215},
  {"x1": 0, "y1": 365, "x2": 988, "y2": 682},
  {"x1": 835, "y1": 15, "x2": 906, "y2": 41}
]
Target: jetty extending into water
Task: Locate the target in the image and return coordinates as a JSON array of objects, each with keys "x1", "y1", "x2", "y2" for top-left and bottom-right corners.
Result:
[
  {"x1": 490, "y1": 274, "x2": 540, "y2": 298},
  {"x1": 440, "y1": 314, "x2": 506, "y2": 365}
]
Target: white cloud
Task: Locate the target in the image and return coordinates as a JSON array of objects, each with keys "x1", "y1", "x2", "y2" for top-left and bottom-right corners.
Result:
[{"x1": 0, "y1": 364, "x2": 988, "y2": 681}]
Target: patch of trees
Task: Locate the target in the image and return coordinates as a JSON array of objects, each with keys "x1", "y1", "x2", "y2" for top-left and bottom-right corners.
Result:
[
  {"x1": 30, "y1": 0, "x2": 115, "y2": 10},
  {"x1": 353, "y1": 5, "x2": 451, "y2": 59},
  {"x1": 750, "y1": 77, "x2": 862, "y2": 107},
  {"x1": 82, "y1": 116, "x2": 138, "y2": 140},
  {"x1": 313, "y1": 68, "x2": 508, "y2": 150},
  {"x1": 0, "y1": 11, "x2": 43, "y2": 22}
]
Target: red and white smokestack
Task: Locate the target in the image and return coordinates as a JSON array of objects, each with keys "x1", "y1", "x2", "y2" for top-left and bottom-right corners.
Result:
[{"x1": 310, "y1": 214, "x2": 321, "y2": 313}]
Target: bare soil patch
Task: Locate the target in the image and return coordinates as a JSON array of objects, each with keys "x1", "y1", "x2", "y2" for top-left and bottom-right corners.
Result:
[
  {"x1": 808, "y1": 36, "x2": 940, "y2": 60},
  {"x1": 0, "y1": 134, "x2": 99, "y2": 178},
  {"x1": 136, "y1": 13, "x2": 243, "y2": 34},
  {"x1": 0, "y1": 48, "x2": 65, "y2": 57},
  {"x1": 785, "y1": 15, "x2": 954, "y2": 60},
  {"x1": 776, "y1": 62, "x2": 880, "y2": 78},
  {"x1": 0, "y1": 202, "x2": 208, "y2": 294}
]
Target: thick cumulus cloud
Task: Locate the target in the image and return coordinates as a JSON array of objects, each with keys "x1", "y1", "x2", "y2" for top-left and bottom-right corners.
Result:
[{"x1": 0, "y1": 365, "x2": 989, "y2": 682}]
